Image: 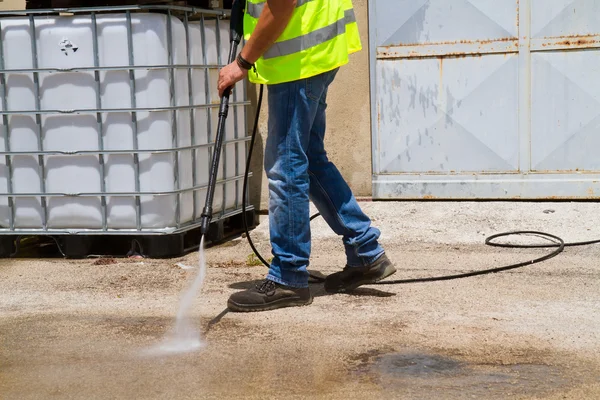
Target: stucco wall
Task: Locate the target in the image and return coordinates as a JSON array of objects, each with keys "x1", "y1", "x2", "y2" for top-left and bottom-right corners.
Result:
[
  {"x1": 0, "y1": 0, "x2": 24, "y2": 9},
  {"x1": 247, "y1": 0, "x2": 372, "y2": 211}
]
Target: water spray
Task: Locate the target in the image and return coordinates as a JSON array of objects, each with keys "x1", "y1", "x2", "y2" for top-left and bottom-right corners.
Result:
[{"x1": 143, "y1": 0, "x2": 247, "y2": 356}]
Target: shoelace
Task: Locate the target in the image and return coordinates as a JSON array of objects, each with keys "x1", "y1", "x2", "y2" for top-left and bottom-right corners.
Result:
[{"x1": 256, "y1": 279, "x2": 277, "y2": 294}]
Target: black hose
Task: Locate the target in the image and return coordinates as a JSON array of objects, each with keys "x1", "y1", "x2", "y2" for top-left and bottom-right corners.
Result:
[
  {"x1": 242, "y1": 84, "x2": 271, "y2": 269},
  {"x1": 241, "y1": 84, "x2": 600, "y2": 286},
  {"x1": 378, "y1": 231, "x2": 566, "y2": 284}
]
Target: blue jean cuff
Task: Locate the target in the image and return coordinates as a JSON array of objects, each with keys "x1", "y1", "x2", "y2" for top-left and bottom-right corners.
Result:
[{"x1": 267, "y1": 274, "x2": 309, "y2": 289}]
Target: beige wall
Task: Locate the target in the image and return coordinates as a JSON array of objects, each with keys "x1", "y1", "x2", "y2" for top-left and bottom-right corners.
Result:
[
  {"x1": 0, "y1": 0, "x2": 25, "y2": 9},
  {"x1": 247, "y1": 0, "x2": 372, "y2": 211}
]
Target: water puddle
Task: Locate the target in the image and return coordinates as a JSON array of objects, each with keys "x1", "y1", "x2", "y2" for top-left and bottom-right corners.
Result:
[{"x1": 366, "y1": 351, "x2": 571, "y2": 399}]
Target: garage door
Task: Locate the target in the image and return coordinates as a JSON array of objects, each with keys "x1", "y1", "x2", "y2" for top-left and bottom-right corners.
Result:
[{"x1": 370, "y1": 0, "x2": 600, "y2": 199}]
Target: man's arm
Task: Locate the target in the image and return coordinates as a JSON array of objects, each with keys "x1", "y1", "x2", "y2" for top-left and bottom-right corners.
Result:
[{"x1": 217, "y1": 0, "x2": 296, "y2": 96}]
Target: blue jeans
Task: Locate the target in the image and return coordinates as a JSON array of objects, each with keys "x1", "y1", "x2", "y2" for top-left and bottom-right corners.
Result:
[{"x1": 264, "y1": 68, "x2": 385, "y2": 288}]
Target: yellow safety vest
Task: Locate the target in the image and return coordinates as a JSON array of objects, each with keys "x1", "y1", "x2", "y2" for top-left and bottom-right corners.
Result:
[{"x1": 243, "y1": 0, "x2": 362, "y2": 85}]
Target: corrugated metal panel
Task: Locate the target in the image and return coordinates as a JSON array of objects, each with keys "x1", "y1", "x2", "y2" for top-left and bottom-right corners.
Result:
[{"x1": 370, "y1": 0, "x2": 600, "y2": 199}]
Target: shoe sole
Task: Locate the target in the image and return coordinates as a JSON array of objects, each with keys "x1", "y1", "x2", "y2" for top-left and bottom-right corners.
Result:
[
  {"x1": 227, "y1": 296, "x2": 313, "y2": 313},
  {"x1": 329, "y1": 264, "x2": 397, "y2": 294}
]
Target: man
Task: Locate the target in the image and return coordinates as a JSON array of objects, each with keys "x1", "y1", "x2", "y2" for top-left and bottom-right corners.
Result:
[{"x1": 217, "y1": 0, "x2": 396, "y2": 312}]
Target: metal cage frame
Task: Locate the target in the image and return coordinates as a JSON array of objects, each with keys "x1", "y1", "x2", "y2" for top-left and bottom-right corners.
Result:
[{"x1": 0, "y1": 4, "x2": 253, "y2": 236}]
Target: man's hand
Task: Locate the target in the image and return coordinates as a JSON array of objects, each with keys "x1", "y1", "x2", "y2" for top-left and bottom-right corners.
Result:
[{"x1": 218, "y1": 61, "x2": 247, "y2": 97}]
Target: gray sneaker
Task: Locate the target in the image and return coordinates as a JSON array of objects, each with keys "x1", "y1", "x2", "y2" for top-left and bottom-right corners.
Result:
[
  {"x1": 227, "y1": 279, "x2": 313, "y2": 312},
  {"x1": 324, "y1": 254, "x2": 396, "y2": 293}
]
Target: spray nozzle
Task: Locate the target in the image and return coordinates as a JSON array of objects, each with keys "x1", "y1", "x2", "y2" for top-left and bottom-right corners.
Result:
[{"x1": 200, "y1": 207, "x2": 212, "y2": 237}]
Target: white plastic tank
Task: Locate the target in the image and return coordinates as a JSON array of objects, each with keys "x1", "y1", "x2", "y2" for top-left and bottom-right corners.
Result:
[{"x1": 0, "y1": 11, "x2": 246, "y2": 231}]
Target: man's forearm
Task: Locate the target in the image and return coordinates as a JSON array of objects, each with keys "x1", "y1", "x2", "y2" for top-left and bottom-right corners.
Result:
[{"x1": 240, "y1": 0, "x2": 296, "y2": 64}]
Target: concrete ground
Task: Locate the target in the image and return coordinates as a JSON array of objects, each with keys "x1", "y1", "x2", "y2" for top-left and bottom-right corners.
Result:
[{"x1": 2, "y1": 201, "x2": 600, "y2": 399}]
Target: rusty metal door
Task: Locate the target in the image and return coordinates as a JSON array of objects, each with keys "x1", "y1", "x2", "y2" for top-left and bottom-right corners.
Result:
[{"x1": 370, "y1": 0, "x2": 600, "y2": 199}]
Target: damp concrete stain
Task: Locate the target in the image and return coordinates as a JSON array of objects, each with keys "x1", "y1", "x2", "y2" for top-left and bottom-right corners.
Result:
[{"x1": 361, "y1": 351, "x2": 576, "y2": 399}]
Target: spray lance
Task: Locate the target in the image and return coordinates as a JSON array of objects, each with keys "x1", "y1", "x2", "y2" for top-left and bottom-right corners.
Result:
[{"x1": 199, "y1": 0, "x2": 246, "y2": 238}]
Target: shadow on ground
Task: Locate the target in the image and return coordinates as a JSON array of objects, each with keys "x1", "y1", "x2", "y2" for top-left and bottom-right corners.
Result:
[{"x1": 227, "y1": 278, "x2": 396, "y2": 298}]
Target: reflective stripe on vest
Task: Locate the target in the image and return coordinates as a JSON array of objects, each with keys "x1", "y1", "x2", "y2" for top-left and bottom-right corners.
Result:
[
  {"x1": 263, "y1": 10, "x2": 355, "y2": 60},
  {"x1": 243, "y1": 0, "x2": 361, "y2": 85}
]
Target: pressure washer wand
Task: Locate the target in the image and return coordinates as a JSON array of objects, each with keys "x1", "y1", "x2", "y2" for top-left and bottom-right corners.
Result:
[{"x1": 200, "y1": 0, "x2": 246, "y2": 237}]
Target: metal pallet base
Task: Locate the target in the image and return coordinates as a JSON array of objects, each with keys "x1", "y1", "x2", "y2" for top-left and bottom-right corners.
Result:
[{"x1": 0, "y1": 208, "x2": 256, "y2": 259}]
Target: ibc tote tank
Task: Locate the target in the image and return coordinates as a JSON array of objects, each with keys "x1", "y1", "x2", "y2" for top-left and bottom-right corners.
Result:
[{"x1": 0, "y1": 8, "x2": 247, "y2": 235}]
